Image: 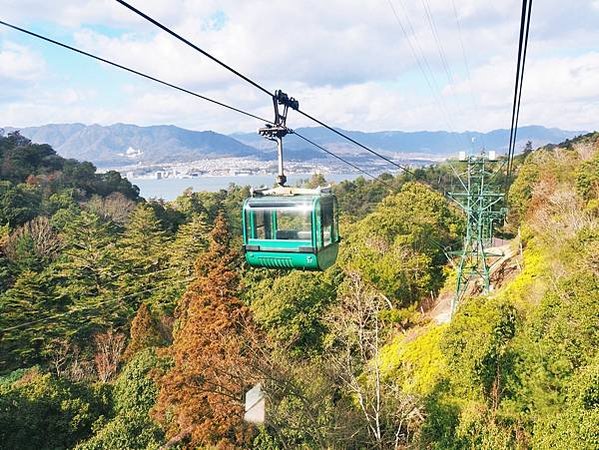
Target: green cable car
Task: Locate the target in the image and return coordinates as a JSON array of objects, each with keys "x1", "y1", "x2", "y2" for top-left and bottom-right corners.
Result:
[
  {"x1": 242, "y1": 187, "x2": 340, "y2": 270},
  {"x1": 242, "y1": 90, "x2": 340, "y2": 270}
]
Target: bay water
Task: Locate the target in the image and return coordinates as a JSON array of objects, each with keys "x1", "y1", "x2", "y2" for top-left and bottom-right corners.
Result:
[{"x1": 131, "y1": 173, "x2": 362, "y2": 201}]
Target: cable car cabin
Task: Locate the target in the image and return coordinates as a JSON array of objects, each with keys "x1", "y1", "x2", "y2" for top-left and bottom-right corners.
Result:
[{"x1": 242, "y1": 191, "x2": 340, "y2": 271}]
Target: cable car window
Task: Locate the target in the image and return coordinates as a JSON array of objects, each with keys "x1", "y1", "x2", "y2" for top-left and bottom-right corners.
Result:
[
  {"x1": 253, "y1": 209, "x2": 267, "y2": 239},
  {"x1": 246, "y1": 209, "x2": 271, "y2": 239},
  {"x1": 247, "y1": 204, "x2": 312, "y2": 241},
  {"x1": 332, "y1": 199, "x2": 338, "y2": 243},
  {"x1": 275, "y1": 208, "x2": 312, "y2": 240},
  {"x1": 322, "y1": 200, "x2": 333, "y2": 246}
]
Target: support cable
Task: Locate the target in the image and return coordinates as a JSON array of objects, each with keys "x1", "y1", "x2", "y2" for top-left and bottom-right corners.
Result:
[
  {"x1": 0, "y1": 20, "x2": 404, "y2": 183},
  {"x1": 450, "y1": 0, "x2": 486, "y2": 150},
  {"x1": 505, "y1": 0, "x2": 533, "y2": 189},
  {"x1": 292, "y1": 131, "x2": 396, "y2": 190},
  {"x1": 421, "y1": 0, "x2": 454, "y2": 86},
  {"x1": 419, "y1": 0, "x2": 476, "y2": 151},
  {"x1": 116, "y1": 0, "x2": 415, "y2": 176},
  {"x1": 115, "y1": 0, "x2": 272, "y2": 97},
  {"x1": 387, "y1": 0, "x2": 470, "y2": 151},
  {"x1": 294, "y1": 110, "x2": 414, "y2": 175},
  {"x1": 507, "y1": 0, "x2": 530, "y2": 168},
  {"x1": 508, "y1": 0, "x2": 533, "y2": 180}
]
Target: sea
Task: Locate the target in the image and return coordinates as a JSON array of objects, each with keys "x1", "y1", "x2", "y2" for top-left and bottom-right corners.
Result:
[{"x1": 130, "y1": 173, "x2": 362, "y2": 201}]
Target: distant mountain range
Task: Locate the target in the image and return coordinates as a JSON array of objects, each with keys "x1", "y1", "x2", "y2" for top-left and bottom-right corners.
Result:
[
  {"x1": 2, "y1": 123, "x2": 584, "y2": 168},
  {"x1": 3, "y1": 123, "x2": 259, "y2": 167},
  {"x1": 232, "y1": 125, "x2": 583, "y2": 157}
]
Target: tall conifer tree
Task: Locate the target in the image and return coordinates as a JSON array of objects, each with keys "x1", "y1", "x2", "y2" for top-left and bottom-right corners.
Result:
[
  {"x1": 169, "y1": 213, "x2": 210, "y2": 278},
  {"x1": 123, "y1": 302, "x2": 163, "y2": 360},
  {"x1": 119, "y1": 204, "x2": 171, "y2": 311},
  {"x1": 154, "y1": 213, "x2": 256, "y2": 449},
  {"x1": 54, "y1": 211, "x2": 125, "y2": 339},
  {"x1": 0, "y1": 270, "x2": 57, "y2": 370},
  {"x1": 163, "y1": 213, "x2": 210, "y2": 305}
]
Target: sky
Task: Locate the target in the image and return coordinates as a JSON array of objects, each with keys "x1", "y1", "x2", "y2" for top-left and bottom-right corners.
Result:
[{"x1": 1, "y1": 0, "x2": 598, "y2": 134}]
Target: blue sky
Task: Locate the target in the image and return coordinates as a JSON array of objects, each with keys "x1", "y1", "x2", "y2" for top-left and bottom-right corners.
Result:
[{"x1": 1, "y1": 0, "x2": 599, "y2": 133}]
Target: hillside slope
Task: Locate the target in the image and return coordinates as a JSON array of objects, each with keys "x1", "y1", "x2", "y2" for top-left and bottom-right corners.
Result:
[
  {"x1": 0, "y1": 131, "x2": 597, "y2": 449},
  {"x1": 382, "y1": 132, "x2": 599, "y2": 449}
]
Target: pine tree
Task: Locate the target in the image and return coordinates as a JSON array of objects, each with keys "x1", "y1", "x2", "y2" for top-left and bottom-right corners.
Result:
[
  {"x1": 54, "y1": 211, "x2": 125, "y2": 340},
  {"x1": 0, "y1": 270, "x2": 59, "y2": 371},
  {"x1": 305, "y1": 172, "x2": 327, "y2": 188},
  {"x1": 118, "y1": 203, "x2": 172, "y2": 312},
  {"x1": 163, "y1": 214, "x2": 210, "y2": 305},
  {"x1": 169, "y1": 213, "x2": 210, "y2": 278},
  {"x1": 3, "y1": 216, "x2": 61, "y2": 273},
  {"x1": 153, "y1": 213, "x2": 257, "y2": 449},
  {"x1": 0, "y1": 223, "x2": 10, "y2": 292}
]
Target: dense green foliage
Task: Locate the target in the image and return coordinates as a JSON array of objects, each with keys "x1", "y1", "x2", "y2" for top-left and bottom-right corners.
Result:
[
  {"x1": 251, "y1": 271, "x2": 335, "y2": 354},
  {"x1": 401, "y1": 134, "x2": 599, "y2": 449},
  {"x1": 339, "y1": 182, "x2": 462, "y2": 305},
  {"x1": 0, "y1": 368, "x2": 110, "y2": 450},
  {"x1": 75, "y1": 349, "x2": 169, "y2": 450},
  {"x1": 1, "y1": 132, "x2": 597, "y2": 448},
  {"x1": 0, "y1": 133, "x2": 249, "y2": 373},
  {"x1": 0, "y1": 132, "x2": 139, "y2": 227}
]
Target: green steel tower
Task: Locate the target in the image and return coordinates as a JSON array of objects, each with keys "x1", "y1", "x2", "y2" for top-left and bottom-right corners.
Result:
[{"x1": 448, "y1": 152, "x2": 505, "y2": 315}]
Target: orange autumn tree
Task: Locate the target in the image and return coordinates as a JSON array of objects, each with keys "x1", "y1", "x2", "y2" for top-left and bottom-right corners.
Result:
[{"x1": 153, "y1": 213, "x2": 257, "y2": 449}]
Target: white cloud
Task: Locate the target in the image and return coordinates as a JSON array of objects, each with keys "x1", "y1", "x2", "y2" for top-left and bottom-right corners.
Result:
[
  {"x1": 1, "y1": 0, "x2": 145, "y2": 28},
  {"x1": 0, "y1": 41, "x2": 45, "y2": 82},
  {"x1": 2, "y1": 0, "x2": 599, "y2": 133}
]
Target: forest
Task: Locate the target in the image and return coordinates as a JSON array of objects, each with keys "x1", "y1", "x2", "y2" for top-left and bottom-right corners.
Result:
[{"x1": 0, "y1": 129, "x2": 597, "y2": 449}]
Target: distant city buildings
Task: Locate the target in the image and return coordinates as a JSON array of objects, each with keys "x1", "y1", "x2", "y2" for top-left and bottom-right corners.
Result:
[
  {"x1": 119, "y1": 157, "x2": 345, "y2": 180},
  {"x1": 114, "y1": 155, "x2": 437, "y2": 181}
]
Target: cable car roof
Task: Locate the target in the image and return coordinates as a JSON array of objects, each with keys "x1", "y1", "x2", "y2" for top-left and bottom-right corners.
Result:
[{"x1": 245, "y1": 195, "x2": 319, "y2": 205}]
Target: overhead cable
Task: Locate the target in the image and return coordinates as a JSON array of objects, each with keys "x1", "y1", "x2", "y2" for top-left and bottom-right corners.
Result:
[
  {"x1": 386, "y1": 0, "x2": 468, "y2": 151},
  {"x1": 115, "y1": 0, "x2": 414, "y2": 175},
  {"x1": 506, "y1": 0, "x2": 533, "y2": 187},
  {"x1": 115, "y1": 0, "x2": 273, "y2": 98},
  {"x1": 450, "y1": 0, "x2": 486, "y2": 150},
  {"x1": 292, "y1": 131, "x2": 397, "y2": 190},
  {"x1": 294, "y1": 110, "x2": 414, "y2": 175},
  {"x1": 0, "y1": 20, "x2": 408, "y2": 181}
]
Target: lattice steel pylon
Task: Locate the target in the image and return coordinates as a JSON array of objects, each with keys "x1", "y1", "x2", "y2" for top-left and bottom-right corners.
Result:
[{"x1": 448, "y1": 152, "x2": 505, "y2": 315}]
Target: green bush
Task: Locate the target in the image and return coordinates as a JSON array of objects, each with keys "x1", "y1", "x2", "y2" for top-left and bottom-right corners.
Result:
[
  {"x1": 113, "y1": 348, "x2": 170, "y2": 416},
  {"x1": 528, "y1": 272, "x2": 598, "y2": 384},
  {"x1": 532, "y1": 358, "x2": 599, "y2": 449},
  {"x1": 75, "y1": 348, "x2": 169, "y2": 450},
  {"x1": 0, "y1": 368, "x2": 109, "y2": 450},
  {"x1": 339, "y1": 182, "x2": 462, "y2": 305},
  {"x1": 74, "y1": 413, "x2": 162, "y2": 450},
  {"x1": 251, "y1": 271, "x2": 335, "y2": 354},
  {"x1": 576, "y1": 152, "x2": 599, "y2": 201},
  {"x1": 380, "y1": 324, "x2": 448, "y2": 396},
  {"x1": 444, "y1": 297, "x2": 518, "y2": 401}
]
